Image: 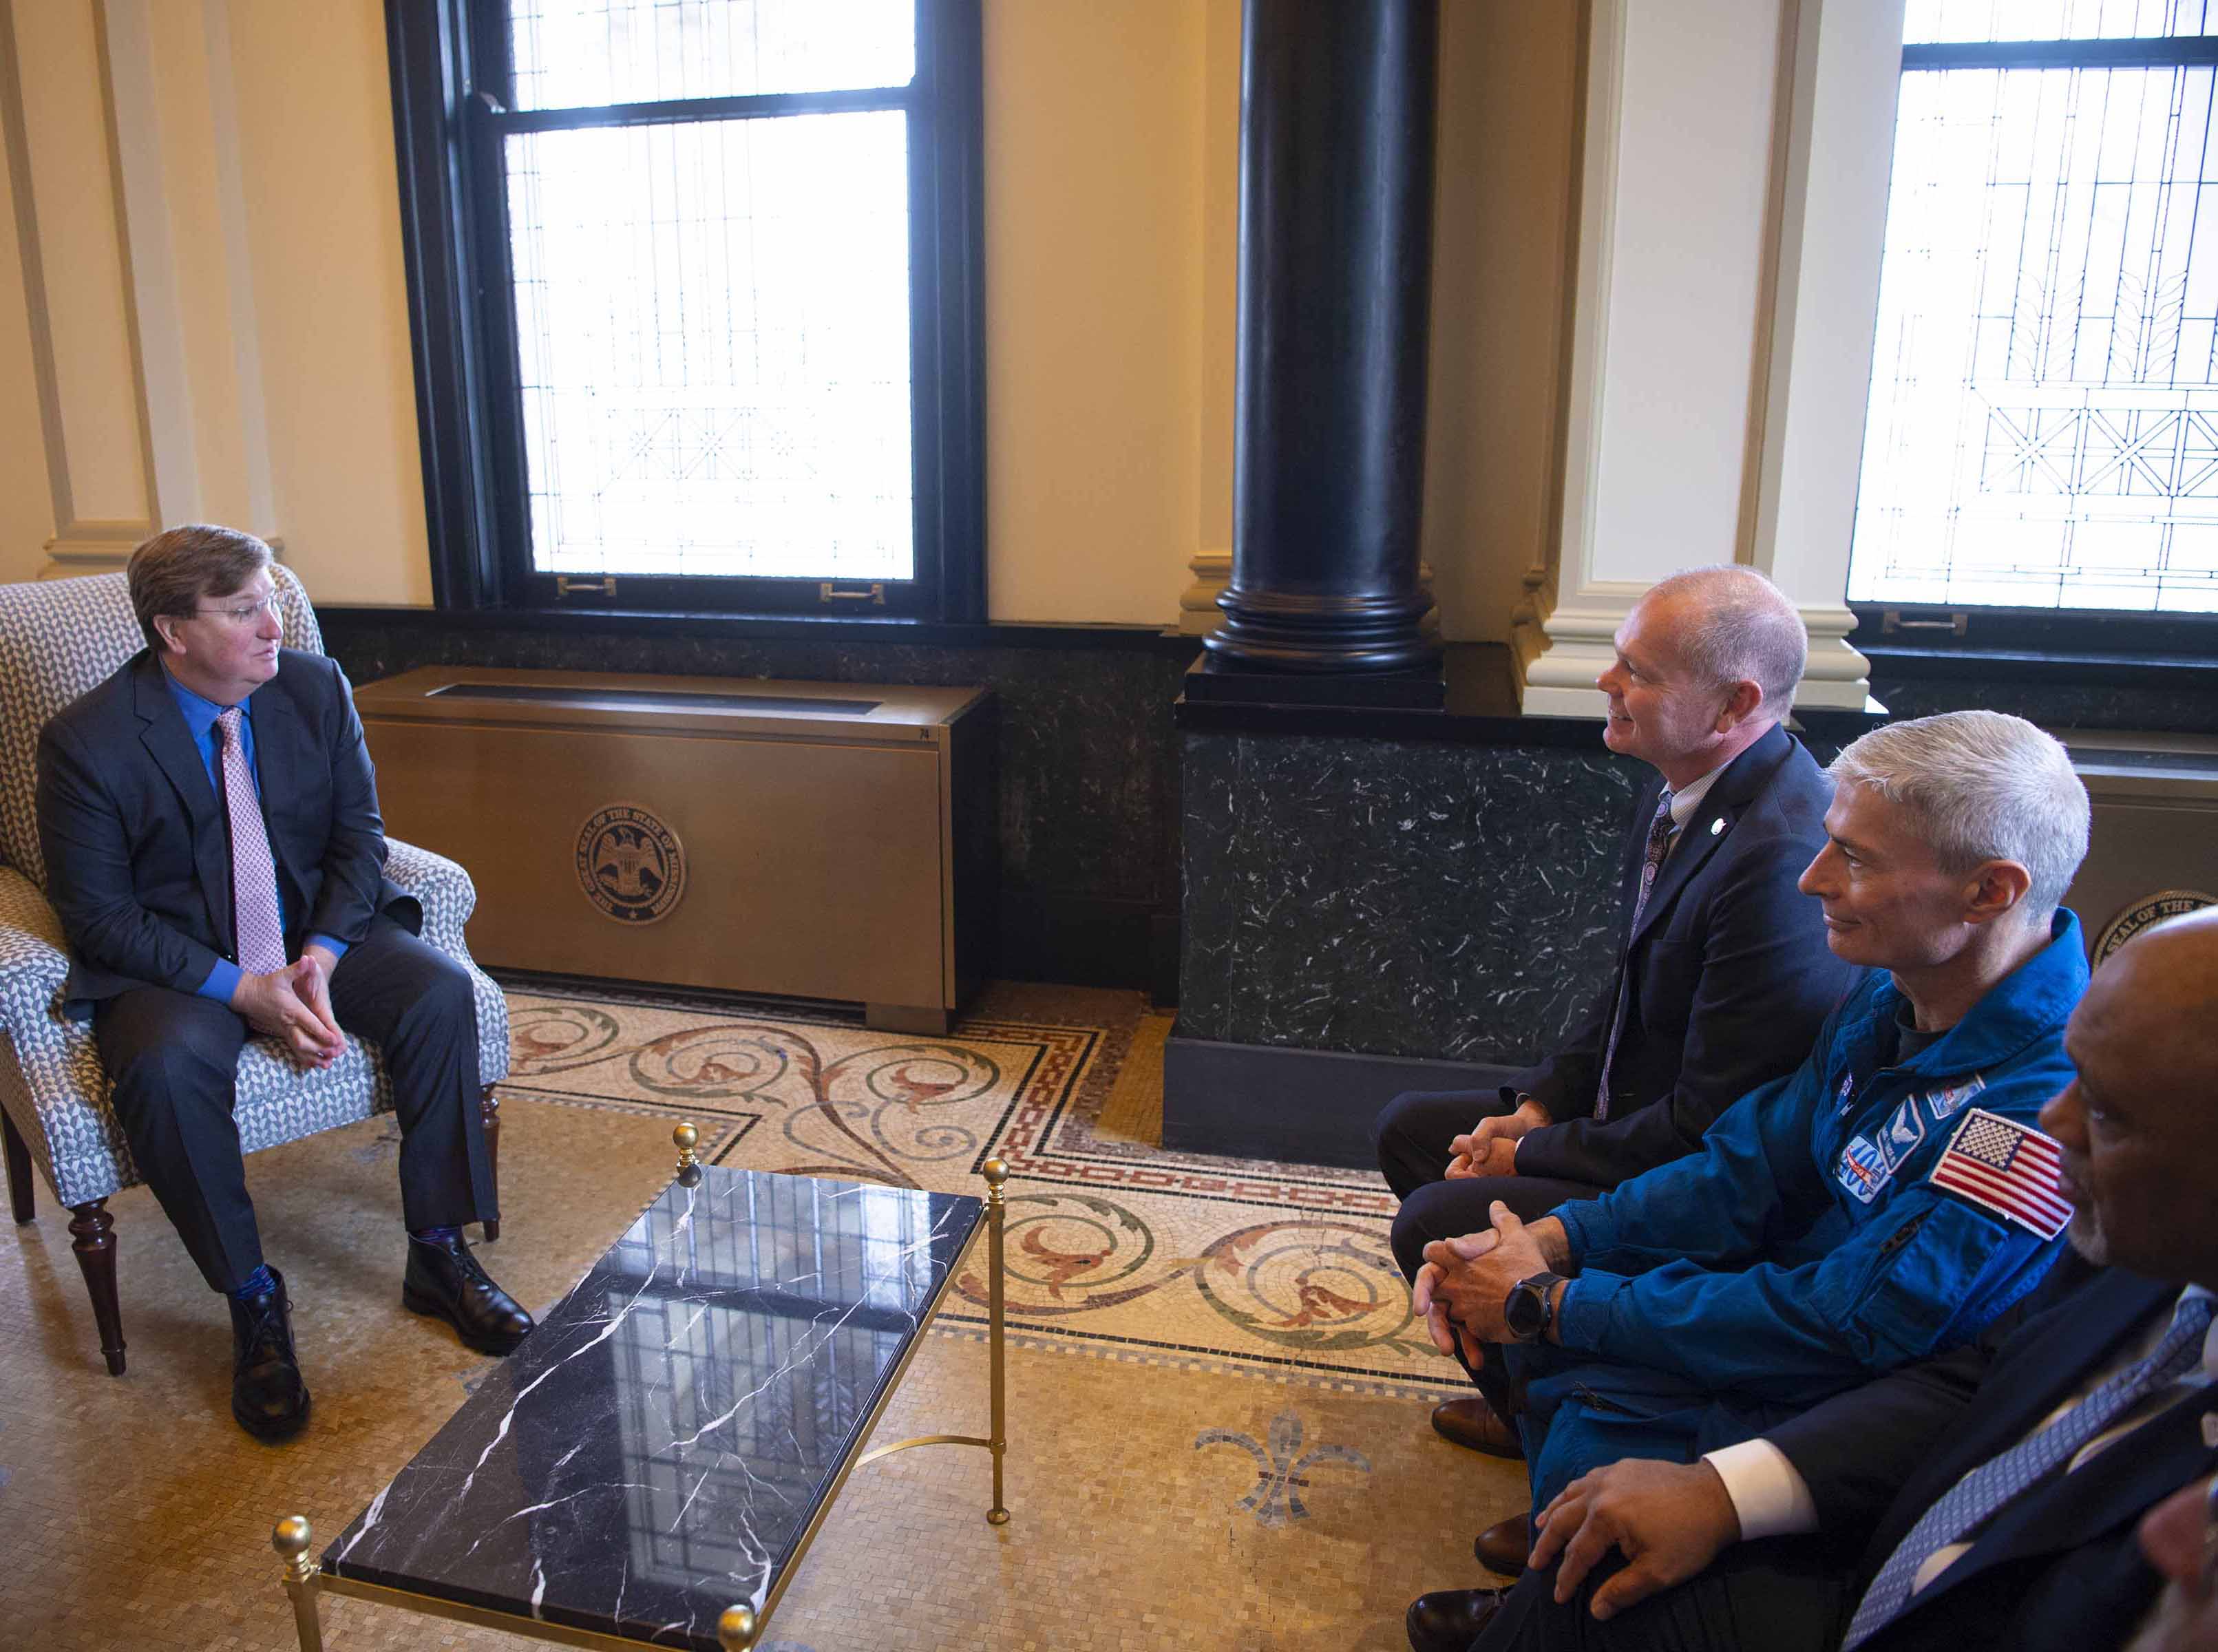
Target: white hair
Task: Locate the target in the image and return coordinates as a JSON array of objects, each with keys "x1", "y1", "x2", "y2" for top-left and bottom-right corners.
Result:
[
  {"x1": 1643, "y1": 566, "x2": 1806, "y2": 712},
  {"x1": 1828, "y1": 710, "x2": 2090, "y2": 923}
]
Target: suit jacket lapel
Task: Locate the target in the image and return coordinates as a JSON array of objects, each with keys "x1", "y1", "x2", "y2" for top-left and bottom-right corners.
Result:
[
  {"x1": 1868, "y1": 1274, "x2": 2181, "y2": 1567},
  {"x1": 1626, "y1": 723, "x2": 1795, "y2": 951},
  {"x1": 131, "y1": 655, "x2": 233, "y2": 952},
  {"x1": 246, "y1": 675, "x2": 311, "y2": 902},
  {"x1": 1896, "y1": 1381, "x2": 2216, "y2": 1627}
]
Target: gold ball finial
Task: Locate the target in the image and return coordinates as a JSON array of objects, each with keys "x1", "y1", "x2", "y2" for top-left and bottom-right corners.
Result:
[
  {"x1": 982, "y1": 1157, "x2": 1008, "y2": 1191},
  {"x1": 716, "y1": 1603, "x2": 759, "y2": 1649},
  {"x1": 272, "y1": 1515, "x2": 312, "y2": 1559},
  {"x1": 674, "y1": 1121, "x2": 699, "y2": 1169}
]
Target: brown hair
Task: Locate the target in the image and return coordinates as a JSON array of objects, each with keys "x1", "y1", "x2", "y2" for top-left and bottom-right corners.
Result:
[{"x1": 126, "y1": 525, "x2": 273, "y2": 653}]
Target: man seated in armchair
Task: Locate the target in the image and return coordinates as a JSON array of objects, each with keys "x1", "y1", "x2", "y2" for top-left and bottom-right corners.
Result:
[
  {"x1": 1402, "y1": 711, "x2": 2093, "y2": 1650},
  {"x1": 34, "y1": 524, "x2": 533, "y2": 1441}
]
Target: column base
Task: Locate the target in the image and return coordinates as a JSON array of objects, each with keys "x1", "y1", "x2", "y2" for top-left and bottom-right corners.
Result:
[
  {"x1": 1161, "y1": 1026, "x2": 1519, "y2": 1168},
  {"x1": 1182, "y1": 655, "x2": 1446, "y2": 710}
]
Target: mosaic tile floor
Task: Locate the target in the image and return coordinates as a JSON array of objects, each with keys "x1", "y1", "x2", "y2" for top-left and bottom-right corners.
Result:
[{"x1": 0, "y1": 982, "x2": 1528, "y2": 1651}]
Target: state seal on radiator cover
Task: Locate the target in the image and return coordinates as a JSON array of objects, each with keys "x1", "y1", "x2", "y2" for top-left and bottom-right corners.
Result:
[
  {"x1": 575, "y1": 804, "x2": 687, "y2": 924},
  {"x1": 2093, "y1": 889, "x2": 2215, "y2": 965}
]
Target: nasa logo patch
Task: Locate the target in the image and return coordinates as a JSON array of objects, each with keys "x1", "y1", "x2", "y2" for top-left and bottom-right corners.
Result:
[{"x1": 1837, "y1": 1135, "x2": 1891, "y2": 1204}]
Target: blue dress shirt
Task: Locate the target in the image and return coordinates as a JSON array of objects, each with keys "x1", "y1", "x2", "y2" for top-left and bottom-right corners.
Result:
[{"x1": 162, "y1": 668, "x2": 348, "y2": 1002}]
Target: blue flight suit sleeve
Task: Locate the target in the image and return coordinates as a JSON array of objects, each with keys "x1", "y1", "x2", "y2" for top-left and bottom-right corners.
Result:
[
  {"x1": 1551, "y1": 1048, "x2": 2068, "y2": 1397},
  {"x1": 1556, "y1": 1190, "x2": 2060, "y2": 1399},
  {"x1": 1554, "y1": 1059, "x2": 1830, "y2": 1273}
]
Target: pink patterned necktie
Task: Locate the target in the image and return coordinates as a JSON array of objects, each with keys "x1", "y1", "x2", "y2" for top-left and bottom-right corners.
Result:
[{"x1": 215, "y1": 707, "x2": 287, "y2": 975}]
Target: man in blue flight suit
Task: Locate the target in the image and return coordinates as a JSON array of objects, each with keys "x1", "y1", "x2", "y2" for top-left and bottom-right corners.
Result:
[{"x1": 1401, "y1": 710, "x2": 2092, "y2": 1652}]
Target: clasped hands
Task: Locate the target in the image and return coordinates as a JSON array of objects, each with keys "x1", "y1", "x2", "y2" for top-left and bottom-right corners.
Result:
[
  {"x1": 229, "y1": 942, "x2": 344, "y2": 1068},
  {"x1": 1408, "y1": 1201, "x2": 1570, "y2": 1363},
  {"x1": 1444, "y1": 1094, "x2": 1550, "y2": 1180}
]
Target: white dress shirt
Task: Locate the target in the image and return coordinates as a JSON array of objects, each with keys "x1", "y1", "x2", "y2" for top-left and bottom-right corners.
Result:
[{"x1": 1661, "y1": 761, "x2": 1727, "y2": 854}]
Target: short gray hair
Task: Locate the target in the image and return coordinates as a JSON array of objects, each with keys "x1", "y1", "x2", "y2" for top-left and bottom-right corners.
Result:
[
  {"x1": 1828, "y1": 710, "x2": 2089, "y2": 923},
  {"x1": 1644, "y1": 566, "x2": 1806, "y2": 713}
]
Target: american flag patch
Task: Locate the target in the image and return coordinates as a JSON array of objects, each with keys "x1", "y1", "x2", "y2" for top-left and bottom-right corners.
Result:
[{"x1": 1927, "y1": 1108, "x2": 2072, "y2": 1239}]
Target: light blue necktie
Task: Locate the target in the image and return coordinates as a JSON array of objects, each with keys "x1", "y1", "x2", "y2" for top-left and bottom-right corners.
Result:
[
  {"x1": 1593, "y1": 792, "x2": 1673, "y2": 1121},
  {"x1": 1842, "y1": 1292, "x2": 2214, "y2": 1649}
]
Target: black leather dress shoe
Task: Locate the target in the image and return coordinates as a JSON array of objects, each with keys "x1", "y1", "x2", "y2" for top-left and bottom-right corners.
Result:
[
  {"x1": 403, "y1": 1231, "x2": 535, "y2": 1355},
  {"x1": 1431, "y1": 1397, "x2": 1525, "y2": 1459},
  {"x1": 1406, "y1": 1587, "x2": 1506, "y2": 1652},
  {"x1": 1475, "y1": 1514, "x2": 1530, "y2": 1576},
  {"x1": 229, "y1": 1267, "x2": 310, "y2": 1441}
]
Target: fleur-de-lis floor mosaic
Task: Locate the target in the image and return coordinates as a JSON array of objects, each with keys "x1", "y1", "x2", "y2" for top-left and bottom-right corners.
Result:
[{"x1": 503, "y1": 986, "x2": 1468, "y2": 1397}]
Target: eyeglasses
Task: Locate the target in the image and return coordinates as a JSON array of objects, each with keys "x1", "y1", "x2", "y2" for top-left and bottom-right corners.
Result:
[{"x1": 192, "y1": 595, "x2": 282, "y2": 626}]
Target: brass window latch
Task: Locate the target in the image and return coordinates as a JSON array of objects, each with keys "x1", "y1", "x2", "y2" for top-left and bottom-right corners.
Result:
[
  {"x1": 1880, "y1": 608, "x2": 1967, "y2": 637},
  {"x1": 819, "y1": 582, "x2": 886, "y2": 605},
  {"x1": 555, "y1": 576, "x2": 616, "y2": 599}
]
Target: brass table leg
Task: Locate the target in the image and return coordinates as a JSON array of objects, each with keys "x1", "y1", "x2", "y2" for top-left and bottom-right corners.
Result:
[
  {"x1": 983, "y1": 1157, "x2": 1010, "y2": 1526},
  {"x1": 272, "y1": 1516, "x2": 324, "y2": 1651}
]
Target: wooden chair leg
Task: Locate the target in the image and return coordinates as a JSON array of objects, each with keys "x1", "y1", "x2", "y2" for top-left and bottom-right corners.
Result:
[
  {"x1": 3, "y1": 1110, "x2": 32, "y2": 1225},
  {"x1": 479, "y1": 1084, "x2": 501, "y2": 1243},
  {"x1": 67, "y1": 1200, "x2": 125, "y2": 1375}
]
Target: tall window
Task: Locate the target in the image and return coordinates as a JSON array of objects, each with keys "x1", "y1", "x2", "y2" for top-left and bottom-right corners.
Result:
[
  {"x1": 1850, "y1": 1, "x2": 2218, "y2": 630},
  {"x1": 386, "y1": 0, "x2": 984, "y2": 618}
]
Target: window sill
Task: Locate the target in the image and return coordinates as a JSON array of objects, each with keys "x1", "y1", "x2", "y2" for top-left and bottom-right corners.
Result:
[
  {"x1": 1858, "y1": 639, "x2": 2218, "y2": 690},
  {"x1": 310, "y1": 604, "x2": 1204, "y2": 655}
]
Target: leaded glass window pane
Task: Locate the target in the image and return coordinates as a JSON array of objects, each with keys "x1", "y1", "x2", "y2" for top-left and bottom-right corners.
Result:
[
  {"x1": 509, "y1": 0, "x2": 915, "y2": 111},
  {"x1": 1848, "y1": 61, "x2": 2218, "y2": 611},
  {"x1": 505, "y1": 110, "x2": 915, "y2": 582},
  {"x1": 1905, "y1": 0, "x2": 2218, "y2": 45}
]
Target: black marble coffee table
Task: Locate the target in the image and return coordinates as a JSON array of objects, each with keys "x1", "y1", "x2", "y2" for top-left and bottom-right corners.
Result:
[{"x1": 271, "y1": 1127, "x2": 1007, "y2": 1651}]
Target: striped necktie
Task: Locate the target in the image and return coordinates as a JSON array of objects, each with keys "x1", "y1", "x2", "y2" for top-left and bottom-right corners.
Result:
[
  {"x1": 1593, "y1": 792, "x2": 1673, "y2": 1121},
  {"x1": 215, "y1": 707, "x2": 287, "y2": 975},
  {"x1": 1842, "y1": 1292, "x2": 2215, "y2": 1649}
]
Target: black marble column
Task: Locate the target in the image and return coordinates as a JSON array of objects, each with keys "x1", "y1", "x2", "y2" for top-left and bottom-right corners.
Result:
[{"x1": 1194, "y1": 0, "x2": 1443, "y2": 707}]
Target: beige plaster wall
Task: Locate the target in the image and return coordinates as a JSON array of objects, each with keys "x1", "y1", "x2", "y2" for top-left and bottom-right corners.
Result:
[
  {"x1": 0, "y1": 72, "x2": 53, "y2": 580},
  {"x1": 1427, "y1": 0, "x2": 1583, "y2": 642},
  {"x1": 0, "y1": 0, "x2": 1585, "y2": 638},
  {"x1": 982, "y1": 0, "x2": 1207, "y2": 626},
  {"x1": 227, "y1": 0, "x2": 433, "y2": 604}
]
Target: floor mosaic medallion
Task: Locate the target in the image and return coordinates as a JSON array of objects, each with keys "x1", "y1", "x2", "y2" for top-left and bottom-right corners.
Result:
[{"x1": 502, "y1": 986, "x2": 1468, "y2": 1397}]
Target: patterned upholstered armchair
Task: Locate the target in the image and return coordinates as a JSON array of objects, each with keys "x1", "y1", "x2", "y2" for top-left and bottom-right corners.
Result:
[{"x1": 0, "y1": 564, "x2": 509, "y2": 1375}]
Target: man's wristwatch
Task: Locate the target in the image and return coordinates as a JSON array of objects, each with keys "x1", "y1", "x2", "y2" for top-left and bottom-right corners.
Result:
[{"x1": 1502, "y1": 1270, "x2": 1566, "y2": 1343}]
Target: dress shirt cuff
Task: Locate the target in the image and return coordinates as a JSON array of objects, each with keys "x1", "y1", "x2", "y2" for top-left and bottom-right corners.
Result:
[
  {"x1": 198, "y1": 958, "x2": 244, "y2": 1004},
  {"x1": 304, "y1": 933, "x2": 349, "y2": 963},
  {"x1": 1702, "y1": 1439, "x2": 1820, "y2": 1541}
]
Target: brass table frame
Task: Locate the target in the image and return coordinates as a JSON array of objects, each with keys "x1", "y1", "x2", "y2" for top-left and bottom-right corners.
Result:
[{"x1": 271, "y1": 1127, "x2": 1011, "y2": 1651}]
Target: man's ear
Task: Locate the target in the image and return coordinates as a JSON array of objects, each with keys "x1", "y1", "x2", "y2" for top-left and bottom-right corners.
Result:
[
  {"x1": 1715, "y1": 679, "x2": 1764, "y2": 733},
  {"x1": 1962, "y1": 859, "x2": 2034, "y2": 926},
  {"x1": 149, "y1": 614, "x2": 184, "y2": 655}
]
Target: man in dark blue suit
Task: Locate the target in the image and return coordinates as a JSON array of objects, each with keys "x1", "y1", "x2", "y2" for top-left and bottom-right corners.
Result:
[
  {"x1": 1374, "y1": 567, "x2": 1852, "y2": 1458},
  {"x1": 35, "y1": 525, "x2": 533, "y2": 1440},
  {"x1": 1460, "y1": 907, "x2": 2218, "y2": 1652}
]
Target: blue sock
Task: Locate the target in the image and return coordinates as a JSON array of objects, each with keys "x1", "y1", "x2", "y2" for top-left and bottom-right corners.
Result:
[
  {"x1": 228, "y1": 1263, "x2": 276, "y2": 1301},
  {"x1": 410, "y1": 1225, "x2": 461, "y2": 1245}
]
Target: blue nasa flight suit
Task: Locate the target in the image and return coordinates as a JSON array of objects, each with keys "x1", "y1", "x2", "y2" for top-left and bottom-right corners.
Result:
[{"x1": 1508, "y1": 910, "x2": 2087, "y2": 1512}]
